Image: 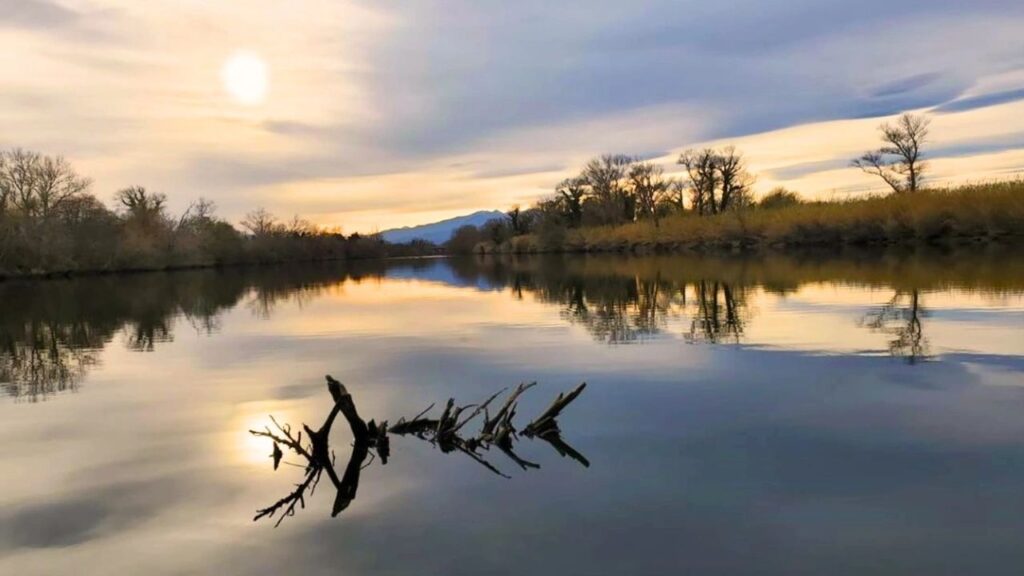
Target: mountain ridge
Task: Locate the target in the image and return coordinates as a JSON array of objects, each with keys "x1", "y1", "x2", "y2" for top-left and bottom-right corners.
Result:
[{"x1": 380, "y1": 210, "x2": 505, "y2": 244}]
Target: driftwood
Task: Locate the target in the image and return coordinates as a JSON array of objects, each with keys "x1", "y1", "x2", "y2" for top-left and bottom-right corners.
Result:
[
  {"x1": 250, "y1": 376, "x2": 388, "y2": 526},
  {"x1": 523, "y1": 382, "x2": 587, "y2": 436},
  {"x1": 251, "y1": 376, "x2": 588, "y2": 526}
]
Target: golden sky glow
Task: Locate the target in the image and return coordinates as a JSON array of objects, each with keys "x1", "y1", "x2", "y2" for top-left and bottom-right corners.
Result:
[{"x1": 2, "y1": 1, "x2": 1023, "y2": 232}]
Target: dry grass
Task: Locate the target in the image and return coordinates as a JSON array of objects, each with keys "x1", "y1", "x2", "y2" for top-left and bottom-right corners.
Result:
[{"x1": 558, "y1": 180, "x2": 1024, "y2": 251}]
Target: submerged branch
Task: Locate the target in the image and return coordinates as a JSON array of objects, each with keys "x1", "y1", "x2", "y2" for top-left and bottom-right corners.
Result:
[{"x1": 252, "y1": 376, "x2": 588, "y2": 525}]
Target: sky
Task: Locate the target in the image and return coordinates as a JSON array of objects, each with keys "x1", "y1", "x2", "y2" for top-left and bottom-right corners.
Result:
[{"x1": 2, "y1": 0, "x2": 1024, "y2": 232}]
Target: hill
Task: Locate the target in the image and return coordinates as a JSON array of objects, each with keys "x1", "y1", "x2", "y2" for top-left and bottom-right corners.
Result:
[{"x1": 380, "y1": 210, "x2": 504, "y2": 244}]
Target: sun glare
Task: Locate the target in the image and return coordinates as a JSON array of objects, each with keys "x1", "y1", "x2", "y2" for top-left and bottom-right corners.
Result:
[{"x1": 222, "y1": 51, "x2": 268, "y2": 105}]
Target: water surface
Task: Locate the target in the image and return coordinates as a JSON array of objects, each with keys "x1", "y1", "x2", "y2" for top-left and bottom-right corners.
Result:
[{"x1": 2, "y1": 251, "x2": 1024, "y2": 575}]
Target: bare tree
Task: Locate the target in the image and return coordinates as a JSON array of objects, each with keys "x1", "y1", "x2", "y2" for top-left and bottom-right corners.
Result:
[
  {"x1": 241, "y1": 207, "x2": 279, "y2": 236},
  {"x1": 286, "y1": 215, "x2": 317, "y2": 237},
  {"x1": 678, "y1": 147, "x2": 753, "y2": 214},
  {"x1": 177, "y1": 197, "x2": 217, "y2": 230},
  {"x1": 0, "y1": 153, "x2": 9, "y2": 217},
  {"x1": 116, "y1": 186, "x2": 166, "y2": 218},
  {"x1": 0, "y1": 148, "x2": 91, "y2": 220},
  {"x1": 678, "y1": 149, "x2": 718, "y2": 215},
  {"x1": 715, "y1": 146, "x2": 754, "y2": 212},
  {"x1": 852, "y1": 113, "x2": 930, "y2": 193},
  {"x1": 666, "y1": 178, "x2": 687, "y2": 213},
  {"x1": 555, "y1": 176, "x2": 587, "y2": 228},
  {"x1": 628, "y1": 161, "x2": 669, "y2": 226},
  {"x1": 581, "y1": 154, "x2": 634, "y2": 225},
  {"x1": 506, "y1": 205, "x2": 524, "y2": 235}
]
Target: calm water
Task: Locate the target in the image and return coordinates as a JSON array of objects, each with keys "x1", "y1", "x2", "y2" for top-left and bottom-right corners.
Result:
[{"x1": 2, "y1": 252, "x2": 1024, "y2": 575}]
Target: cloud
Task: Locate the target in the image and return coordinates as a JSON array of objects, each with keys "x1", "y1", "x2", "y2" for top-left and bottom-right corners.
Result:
[
  {"x1": 2, "y1": 0, "x2": 1024, "y2": 230},
  {"x1": 0, "y1": 0, "x2": 79, "y2": 29},
  {"x1": 869, "y1": 72, "x2": 943, "y2": 98},
  {"x1": 936, "y1": 88, "x2": 1024, "y2": 114}
]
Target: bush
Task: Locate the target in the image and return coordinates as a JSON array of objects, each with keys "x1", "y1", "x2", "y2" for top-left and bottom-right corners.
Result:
[{"x1": 759, "y1": 187, "x2": 802, "y2": 210}]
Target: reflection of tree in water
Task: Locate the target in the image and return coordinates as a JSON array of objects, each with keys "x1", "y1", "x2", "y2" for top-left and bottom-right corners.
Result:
[
  {"x1": 0, "y1": 319, "x2": 100, "y2": 400},
  {"x1": 685, "y1": 281, "x2": 747, "y2": 344},
  {"x1": 560, "y1": 276, "x2": 672, "y2": 343},
  {"x1": 251, "y1": 377, "x2": 588, "y2": 526},
  {"x1": 0, "y1": 264, "x2": 393, "y2": 401},
  {"x1": 861, "y1": 289, "x2": 929, "y2": 364},
  {"x1": 539, "y1": 275, "x2": 747, "y2": 345},
  {"x1": 451, "y1": 256, "x2": 756, "y2": 345}
]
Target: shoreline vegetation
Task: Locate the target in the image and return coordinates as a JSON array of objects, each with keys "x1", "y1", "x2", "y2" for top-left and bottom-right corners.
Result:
[
  {"x1": 0, "y1": 149, "x2": 441, "y2": 281},
  {"x1": 447, "y1": 113, "x2": 1023, "y2": 255},
  {"x1": 474, "y1": 181, "x2": 1024, "y2": 255},
  {"x1": 3, "y1": 113, "x2": 1023, "y2": 280}
]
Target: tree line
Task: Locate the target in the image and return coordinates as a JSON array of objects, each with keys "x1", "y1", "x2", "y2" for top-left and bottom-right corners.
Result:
[
  {"x1": 0, "y1": 111, "x2": 942, "y2": 269},
  {"x1": 0, "y1": 149, "x2": 401, "y2": 276},
  {"x1": 446, "y1": 113, "x2": 933, "y2": 252}
]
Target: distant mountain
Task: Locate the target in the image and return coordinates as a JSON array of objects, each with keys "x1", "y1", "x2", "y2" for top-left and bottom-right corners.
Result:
[{"x1": 380, "y1": 210, "x2": 505, "y2": 244}]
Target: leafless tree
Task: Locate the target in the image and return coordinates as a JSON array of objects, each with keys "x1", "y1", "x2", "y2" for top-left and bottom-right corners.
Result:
[
  {"x1": 581, "y1": 154, "x2": 634, "y2": 225},
  {"x1": 555, "y1": 176, "x2": 587, "y2": 227},
  {"x1": 506, "y1": 205, "x2": 524, "y2": 235},
  {"x1": 628, "y1": 161, "x2": 669, "y2": 226},
  {"x1": 852, "y1": 113, "x2": 930, "y2": 193},
  {"x1": 116, "y1": 186, "x2": 166, "y2": 218},
  {"x1": 678, "y1": 147, "x2": 753, "y2": 214},
  {"x1": 241, "y1": 207, "x2": 279, "y2": 236},
  {"x1": 678, "y1": 149, "x2": 718, "y2": 215},
  {"x1": 286, "y1": 215, "x2": 317, "y2": 237},
  {"x1": 177, "y1": 197, "x2": 217, "y2": 230},
  {"x1": 715, "y1": 146, "x2": 754, "y2": 211},
  {"x1": 665, "y1": 178, "x2": 687, "y2": 213},
  {"x1": 0, "y1": 148, "x2": 91, "y2": 220}
]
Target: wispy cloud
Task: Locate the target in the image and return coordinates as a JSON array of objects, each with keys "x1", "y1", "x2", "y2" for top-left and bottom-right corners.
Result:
[{"x1": 0, "y1": 0, "x2": 1022, "y2": 231}]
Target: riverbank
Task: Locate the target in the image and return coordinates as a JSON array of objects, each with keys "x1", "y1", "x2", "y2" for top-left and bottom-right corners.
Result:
[{"x1": 481, "y1": 181, "x2": 1024, "y2": 254}]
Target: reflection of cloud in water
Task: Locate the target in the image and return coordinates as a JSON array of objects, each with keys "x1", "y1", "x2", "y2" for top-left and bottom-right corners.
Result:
[
  {"x1": 1, "y1": 252, "x2": 1023, "y2": 573},
  {"x1": 2, "y1": 250, "x2": 1023, "y2": 404},
  {"x1": 0, "y1": 477, "x2": 185, "y2": 550}
]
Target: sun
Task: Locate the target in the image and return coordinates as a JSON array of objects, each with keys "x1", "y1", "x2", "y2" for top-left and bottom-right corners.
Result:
[{"x1": 222, "y1": 51, "x2": 268, "y2": 105}]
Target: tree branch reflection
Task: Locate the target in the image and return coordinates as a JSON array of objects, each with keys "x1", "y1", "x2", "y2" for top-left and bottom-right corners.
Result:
[
  {"x1": 860, "y1": 289, "x2": 930, "y2": 363},
  {"x1": 250, "y1": 376, "x2": 588, "y2": 526}
]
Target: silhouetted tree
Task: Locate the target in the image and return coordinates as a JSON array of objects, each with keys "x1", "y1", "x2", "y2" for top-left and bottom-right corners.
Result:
[
  {"x1": 665, "y1": 178, "x2": 687, "y2": 213},
  {"x1": 0, "y1": 148, "x2": 92, "y2": 220},
  {"x1": 852, "y1": 113, "x2": 930, "y2": 194},
  {"x1": 555, "y1": 176, "x2": 587, "y2": 228},
  {"x1": 581, "y1": 154, "x2": 634, "y2": 225},
  {"x1": 628, "y1": 161, "x2": 670, "y2": 226},
  {"x1": 482, "y1": 218, "x2": 511, "y2": 245},
  {"x1": 446, "y1": 224, "x2": 484, "y2": 254},
  {"x1": 241, "y1": 208, "x2": 279, "y2": 237},
  {"x1": 678, "y1": 147, "x2": 753, "y2": 214},
  {"x1": 507, "y1": 205, "x2": 524, "y2": 235},
  {"x1": 678, "y1": 149, "x2": 719, "y2": 215},
  {"x1": 716, "y1": 147, "x2": 754, "y2": 211}
]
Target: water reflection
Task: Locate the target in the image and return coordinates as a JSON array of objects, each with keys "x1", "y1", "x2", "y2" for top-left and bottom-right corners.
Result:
[
  {"x1": 2, "y1": 249, "x2": 1022, "y2": 400},
  {"x1": 861, "y1": 290, "x2": 929, "y2": 364},
  {"x1": 0, "y1": 264, "x2": 402, "y2": 400},
  {"x1": 251, "y1": 377, "x2": 587, "y2": 526},
  {"x1": 3, "y1": 250, "x2": 1024, "y2": 574}
]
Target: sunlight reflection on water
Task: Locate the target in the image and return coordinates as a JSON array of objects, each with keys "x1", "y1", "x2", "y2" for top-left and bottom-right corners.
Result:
[{"x1": 1, "y1": 251, "x2": 1023, "y2": 575}]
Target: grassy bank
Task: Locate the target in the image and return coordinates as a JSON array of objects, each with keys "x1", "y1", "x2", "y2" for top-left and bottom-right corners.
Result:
[{"x1": 487, "y1": 181, "x2": 1024, "y2": 253}]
